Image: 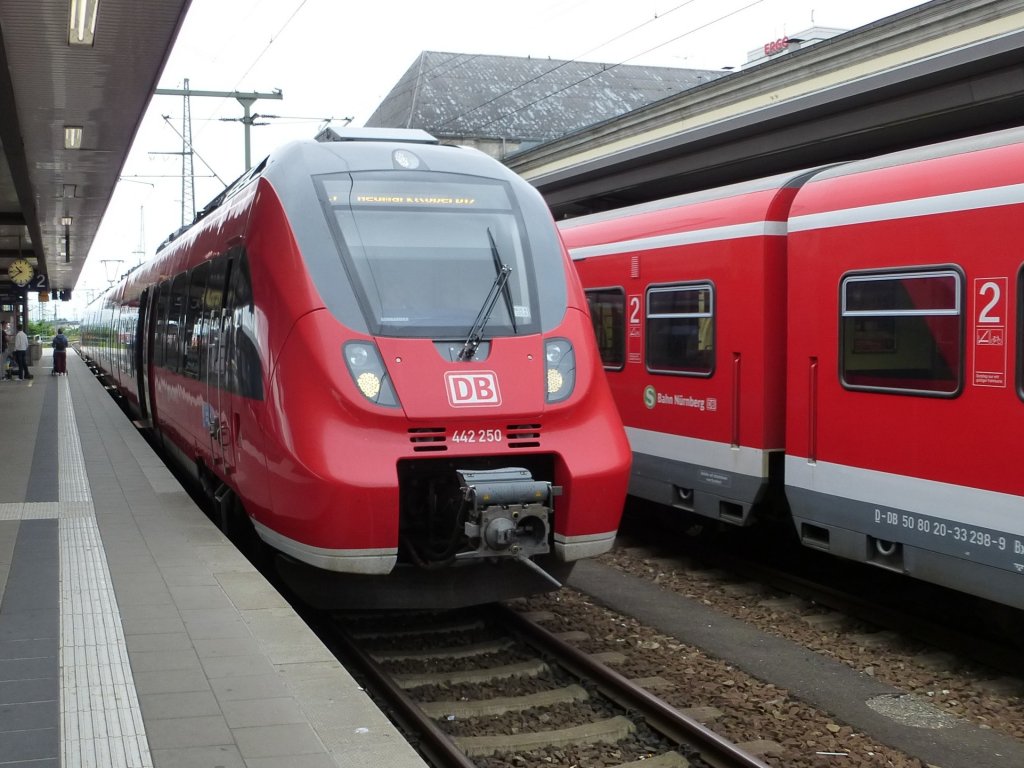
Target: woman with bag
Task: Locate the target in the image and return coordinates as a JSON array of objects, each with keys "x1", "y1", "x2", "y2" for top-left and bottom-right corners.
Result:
[{"x1": 52, "y1": 327, "x2": 69, "y2": 375}]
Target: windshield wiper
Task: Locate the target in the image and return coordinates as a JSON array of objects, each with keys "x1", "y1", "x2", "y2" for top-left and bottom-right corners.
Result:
[
  {"x1": 458, "y1": 230, "x2": 515, "y2": 361},
  {"x1": 489, "y1": 229, "x2": 518, "y2": 336}
]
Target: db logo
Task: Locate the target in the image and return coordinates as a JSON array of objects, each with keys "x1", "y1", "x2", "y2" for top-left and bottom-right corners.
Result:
[{"x1": 445, "y1": 371, "x2": 502, "y2": 407}]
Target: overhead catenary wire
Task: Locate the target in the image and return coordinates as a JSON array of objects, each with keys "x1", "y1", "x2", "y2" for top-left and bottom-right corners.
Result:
[
  {"x1": 359, "y1": 52, "x2": 484, "y2": 126},
  {"x1": 467, "y1": 0, "x2": 765, "y2": 134},
  {"x1": 368, "y1": 1, "x2": 714, "y2": 132},
  {"x1": 179, "y1": 0, "x2": 309, "y2": 149},
  {"x1": 230, "y1": 0, "x2": 309, "y2": 91},
  {"x1": 158, "y1": 115, "x2": 229, "y2": 186},
  {"x1": 436, "y1": 0, "x2": 706, "y2": 131}
]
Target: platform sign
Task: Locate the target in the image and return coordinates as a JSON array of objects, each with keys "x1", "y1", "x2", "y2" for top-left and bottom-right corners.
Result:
[
  {"x1": 627, "y1": 294, "x2": 642, "y2": 364},
  {"x1": 972, "y1": 277, "x2": 1007, "y2": 388},
  {"x1": 29, "y1": 273, "x2": 49, "y2": 292}
]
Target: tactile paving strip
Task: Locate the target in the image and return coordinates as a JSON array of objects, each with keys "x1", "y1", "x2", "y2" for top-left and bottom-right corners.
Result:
[{"x1": 57, "y1": 377, "x2": 153, "y2": 768}]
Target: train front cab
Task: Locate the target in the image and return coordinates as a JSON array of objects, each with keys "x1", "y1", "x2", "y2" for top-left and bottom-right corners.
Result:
[
  {"x1": 239, "y1": 138, "x2": 632, "y2": 608},
  {"x1": 784, "y1": 129, "x2": 1024, "y2": 608},
  {"x1": 561, "y1": 173, "x2": 812, "y2": 528}
]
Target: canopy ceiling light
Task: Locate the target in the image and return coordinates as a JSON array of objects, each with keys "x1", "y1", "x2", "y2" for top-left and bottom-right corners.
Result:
[
  {"x1": 62, "y1": 217, "x2": 72, "y2": 263},
  {"x1": 64, "y1": 126, "x2": 83, "y2": 149},
  {"x1": 68, "y1": 0, "x2": 100, "y2": 46}
]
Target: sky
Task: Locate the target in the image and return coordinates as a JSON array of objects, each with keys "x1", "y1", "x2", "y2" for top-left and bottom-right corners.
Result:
[{"x1": 57, "y1": 0, "x2": 928, "y2": 317}]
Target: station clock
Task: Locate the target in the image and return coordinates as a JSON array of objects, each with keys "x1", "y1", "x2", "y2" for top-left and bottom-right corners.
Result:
[{"x1": 7, "y1": 258, "x2": 34, "y2": 287}]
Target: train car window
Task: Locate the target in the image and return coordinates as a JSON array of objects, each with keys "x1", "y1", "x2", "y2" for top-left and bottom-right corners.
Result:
[
  {"x1": 125, "y1": 302, "x2": 140, "y2": 381},
  {"x1": 117, "y1": 308, "x2": 125, "y2": 376},
  {"x1": 204, "y1": 257, "x2": 230, "y2": 388},
  {"x1": 645, "y1": 284, "x2": 714, "y2": 376},
  {"x1": 102, "y1": 303, "x2": 115, "y2": 365},
  {"x1": 110, "y1": 307, "x2": 120, "y2": 378},
  {"x1": 166, "y1": 273, "x2": 187, "y2": 374},
  {"x1": 116, "y1": 308, "x2": 125, "y2": 378},
  {"x1": 317, "y1": 172, "x2": 540, "y2": 339},
  {"x1": 585, "y1": 288, "x2": 626, "y2": 369},
  {"x1": 120, "y1": 305, "x2": 138, "y2": 380},
  {"x1": 1017, "y1": 265, "x2": 1024, "y2": 402},
  {"x1": 225, "y1": 250, "x2": 263, "y2": 400},
  {"x1": 840, "y1": 269, "x2": 962, "y2": 395},
  {"x1": 182, "y1": 263, "x2": 210, "y2": 380},
  {"x1": 153, "y1": 281, "x2": 170, "y2": 368},
  {"x1": 155, "y1": 284, "x2": 168, "y2": 368}
]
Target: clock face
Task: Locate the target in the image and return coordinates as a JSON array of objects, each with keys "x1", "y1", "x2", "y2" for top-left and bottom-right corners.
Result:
[
  {"x1": 7, "y1": 259, "x2": 33, "y2": 287},
  {"x1": 7, "y1": 259, "x2": 33, "y2": 288}
]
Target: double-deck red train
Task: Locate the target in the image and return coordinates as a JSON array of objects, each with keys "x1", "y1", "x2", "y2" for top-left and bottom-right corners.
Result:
[
  {"x1": 82, "y1": 129, "x2": 630, "y2": 609},
  {"x1": 561, "y1": 127, "x2": 1024, "y2": 609}
]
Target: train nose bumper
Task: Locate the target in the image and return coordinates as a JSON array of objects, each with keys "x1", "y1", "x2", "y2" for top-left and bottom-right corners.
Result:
[{"x1": 456, "y1": 467, "x2": 555, "y2": 560}]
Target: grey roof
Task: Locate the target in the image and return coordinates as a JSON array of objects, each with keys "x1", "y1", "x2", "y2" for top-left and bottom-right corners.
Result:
[{"x1": 365, "y1": 51, "x2": 724, "y2": 143}]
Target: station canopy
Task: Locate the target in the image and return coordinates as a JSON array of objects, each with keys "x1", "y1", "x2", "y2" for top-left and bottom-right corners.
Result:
[{"x1": 0, "y1": 0, "x2": 191, "y2": 301}]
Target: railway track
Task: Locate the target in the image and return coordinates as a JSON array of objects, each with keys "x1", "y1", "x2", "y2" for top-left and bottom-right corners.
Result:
[
  {"x1": 616, "y1": 511, "x2": 1024, "y2": 677},
  {"x1": 325, "y1": 604, "x2": 769, "y2": 768}
]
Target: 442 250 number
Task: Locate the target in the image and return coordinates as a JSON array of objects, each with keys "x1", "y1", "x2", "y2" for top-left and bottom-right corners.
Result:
[{"x1": 451, "y1": 429, "x2": 502, "y2": 444}]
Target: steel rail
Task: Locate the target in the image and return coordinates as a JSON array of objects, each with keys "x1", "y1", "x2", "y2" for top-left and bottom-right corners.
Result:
[
  {"x1": 493, "y1": 604, "x2": 770, "y2": 768},
  {"x1": 326, "y1": 616, "x2": 478, "y2": 768}
]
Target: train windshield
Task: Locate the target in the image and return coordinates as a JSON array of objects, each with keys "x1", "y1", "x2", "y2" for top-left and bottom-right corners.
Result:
[{"x1": 318, "y1": 172, "x2": 538, "y2": 338}]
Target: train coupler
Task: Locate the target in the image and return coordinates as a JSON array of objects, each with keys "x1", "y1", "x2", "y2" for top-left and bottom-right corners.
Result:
[{"x1": 455, "y1": 467, "x2": 556, "y2": 561}]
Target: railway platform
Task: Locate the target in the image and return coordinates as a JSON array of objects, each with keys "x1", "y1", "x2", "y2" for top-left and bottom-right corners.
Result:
[{"x1": 0, "y1": 350, "x2": 426, "y2": 768}]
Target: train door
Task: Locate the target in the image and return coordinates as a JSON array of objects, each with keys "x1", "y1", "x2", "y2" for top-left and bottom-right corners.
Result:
[
  {"x1": 116, "y1": 308, "x2": 125, "y2": 386},
  {"x1": 136, "y1": 288, "x2": 150, "y2": 420},
  {"x1": 146, "y1": 280, "x2": 171, "y2": 434},
  {"x1": 205, "y1": 254, "x2": 235, "y2": 474}
]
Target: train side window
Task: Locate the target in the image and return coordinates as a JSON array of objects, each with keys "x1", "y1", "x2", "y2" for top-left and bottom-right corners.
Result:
[
  {"x1": 166, "y1": 273, "x2": 187, "y2": 374},
  {"x1": 585, "y1": 288, "x2": 625, "y2": 370},
  {"x1": 182, "y1": 263, "x2": 210, "y2": 380},
  {"x1": 225, "y1": 250, "x2": 263, "y2": 400},
  {"x1": 111, "y1": 306, "x2": 122, "y2": 376},
  {"x1": 101, "y1": 304, "x2": 114, "y2": 361},
  {"x1": 118, "y1": 307, "x2": 126, "y2": 374},
  {"x1": 123, "y1": 304, "x2": 139, "y2": 380},
  {"x1": 116, "y1": 307, "x2": 124, "y2": 376},
  {"x1": 118, "y1": 307, "x2": 133, "y2": 378},
  {"x1": 204, "y1": 256, "x2": 230, "y2": 388},
  {"x1": 1018, "y1": 265, "x2": 1024, "y2": 402},
  {"x1": 840, "y1": 269, "x2": 962, "y2": 395},
  {"x1": 153, "y1": 281, "x2": 170, "y2": 368},
  {"x1": 645, "y1": 283, "x2": 714, "y2": 376}
]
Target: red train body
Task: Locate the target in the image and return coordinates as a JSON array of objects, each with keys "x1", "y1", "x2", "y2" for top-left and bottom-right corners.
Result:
[
  {"x1": 560, "y1": 175, "x2": 807, "y2": 525},
  {"x1": 561, "y1": 127, "x2": 1024, "y2": 609},
  {"x1": 83, "y1": 130, "x2": 630, "y2": 609}
]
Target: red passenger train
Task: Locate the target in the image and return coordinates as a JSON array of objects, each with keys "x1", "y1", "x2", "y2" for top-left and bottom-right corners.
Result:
[
  {"x1": 561, "y1": 127, "x2": 1024, "y2": 609},
  {"x1": 82, "y1": 129, "x2": 631, "y2": 609}
]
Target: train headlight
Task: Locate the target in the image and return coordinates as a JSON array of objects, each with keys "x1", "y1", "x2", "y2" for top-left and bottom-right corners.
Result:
[
  {"x1": 343, "y1": 341, "x2": 400, "y2": 408},
  {"x1": 347, "y1": 345, "x2": 370, "y2": 368},
  {"x1": 547, "y1": 368, "x2": 564, "y2": 393},
  {"x1": 546, "y1": 341, "x2": 567, "y2": 364},
  {"x1": 356, "y1": 371, "x2": 381, "y2": 399},
  {"x1": 544, "y1": 338, "x2": 575, "y2": 403}
]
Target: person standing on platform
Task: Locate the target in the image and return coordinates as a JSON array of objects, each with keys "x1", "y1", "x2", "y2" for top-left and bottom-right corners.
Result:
[
  {"x1": 14, "y1": 324, "x2": 32, "y2": 380},
  {"x1": 1, "y1": 322, "x2": 10, "y2": 379},
  {"x1": 52, "y1": 327, "x2": 68, "y2": 375}
]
